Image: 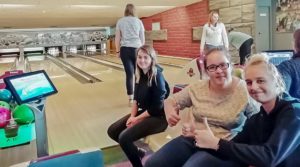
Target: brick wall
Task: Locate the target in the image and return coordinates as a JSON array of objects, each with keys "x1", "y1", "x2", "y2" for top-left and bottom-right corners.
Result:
[{"x1": 141, "y1": 1, "x2": 209, "y2": 58}]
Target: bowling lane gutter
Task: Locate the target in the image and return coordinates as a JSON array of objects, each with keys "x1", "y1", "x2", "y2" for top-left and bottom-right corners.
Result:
[
  {"x1": 67, "y1": 52, "x2": 124, "y2": 71},
  {"x1": 45, "y1": 54, "x2": 102, "y2": 83}
]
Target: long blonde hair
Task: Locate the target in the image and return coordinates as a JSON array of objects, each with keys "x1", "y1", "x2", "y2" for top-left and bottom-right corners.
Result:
[
  {"x1": 135, "y1": 45, "x2": 158, "y2": 86},
  {"x1": 245, "y1": 53, "x2": 285, "y2": 96},
  {"x1": 208, "y1": 10, "x2": 219, "y2": 27}
]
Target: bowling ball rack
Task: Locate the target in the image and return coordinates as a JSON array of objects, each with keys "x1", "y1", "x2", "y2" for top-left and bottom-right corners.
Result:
[{"x1": 0, "y1": 70, "x2": 58, "y2": 158}]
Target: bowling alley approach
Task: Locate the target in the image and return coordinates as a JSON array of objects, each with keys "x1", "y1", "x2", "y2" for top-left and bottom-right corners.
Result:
[{"x1": 1, "y1": 0, "x2": 300, "y2": 167}]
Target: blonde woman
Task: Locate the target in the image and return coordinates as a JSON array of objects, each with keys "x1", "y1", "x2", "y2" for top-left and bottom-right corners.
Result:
[
  {"x1": 194, "y1": 53, "x2": 300, "y2": 167},
  {"x1": 107, "y1": 45, "x2": 169, "y2": 167},
  {"x1": 200, "y1": 11, "x2": 229, "y2": 56}
]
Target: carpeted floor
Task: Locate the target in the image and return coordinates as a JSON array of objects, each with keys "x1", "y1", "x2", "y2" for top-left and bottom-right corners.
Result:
[{"x1": 102, "y1": 141, "x2": 153, "y2": 167}]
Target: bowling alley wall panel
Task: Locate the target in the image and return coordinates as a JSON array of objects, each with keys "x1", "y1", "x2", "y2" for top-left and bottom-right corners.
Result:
[
  {"x1": 141, "y1": 0, "x2": 256, "y2": 59},
  {"x1": 141, "y1": 1, "x2": 208, "y2": 58}
]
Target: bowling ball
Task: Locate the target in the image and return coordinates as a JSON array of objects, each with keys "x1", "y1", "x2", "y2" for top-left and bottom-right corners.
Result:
[
  {"x1": 0, "y1": 101, "x2": 10, "y2": 109},
  {"x1": 0, "y1": 108, "x2": 11, "y2": 128},
  {"x1": 0, "y1": 89, "x2": 12, "y2": 102},
  {"x1": 233, "y1": 68, "x2": 244, "y2": 79},
  {"x1": 13, "y1": 104, "x2": 34, "y2": 124}
]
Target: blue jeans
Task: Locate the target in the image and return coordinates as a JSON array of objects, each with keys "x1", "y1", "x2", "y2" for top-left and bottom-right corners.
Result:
[
  {"x1": 120, "y1": 46, "x2": 137, "y2": 95},
  {"x1": 144, "y1": 136, "x2": 242, "y2": 167}
]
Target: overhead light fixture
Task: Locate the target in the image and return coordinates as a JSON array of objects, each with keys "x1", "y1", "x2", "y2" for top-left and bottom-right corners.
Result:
[
  {"x1": 137, "y1": 6, "x2": 175, "y2": 9},
  {"x1": 1, "y1": 4, "x2": 36, "y2": 8},
  {"x1": 70, "y1": 5, "x2": 114, "y2": 9}
]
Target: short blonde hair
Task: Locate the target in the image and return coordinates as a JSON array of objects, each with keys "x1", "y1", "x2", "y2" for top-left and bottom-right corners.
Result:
[{"x1": 245, "y1": 53, "x2": 285, "y2": 96}]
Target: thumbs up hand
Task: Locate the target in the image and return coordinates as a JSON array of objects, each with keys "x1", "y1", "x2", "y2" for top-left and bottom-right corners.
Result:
[
  {"x1": 194, "y1": 117, "x2": 220, "y2": 150},
  {"x1": 182, "y1": 122, "x2": 195, "y2": 137}
]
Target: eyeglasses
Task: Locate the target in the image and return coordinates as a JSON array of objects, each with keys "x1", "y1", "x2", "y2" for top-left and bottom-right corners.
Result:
[{"x1": 206, "y1": 63, "x2": 230, "y2": 72}]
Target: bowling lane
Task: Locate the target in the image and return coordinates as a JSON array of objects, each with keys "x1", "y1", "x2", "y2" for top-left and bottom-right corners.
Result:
[
  {"x1": 158, "y1": 55, "x2": 192, "y2": 67},
  {"x1": 54, "y1": 53, "x2": 131, "y2": 83},
  {"x1": 68, "y1": 52, "x2": 183, "y2": 84},
  {"x1": 28, "y1": 55, "x2": 69, "y2": 77},
  {"x1": 78, "y1": 51, "x2": 122, "y2": 65},
  {"x1": 76, "y1": 51, "x2": 191, "y2": 68}
]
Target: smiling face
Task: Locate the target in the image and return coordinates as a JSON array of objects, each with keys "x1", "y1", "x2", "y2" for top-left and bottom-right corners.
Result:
[
  {"x1": 244, "y1": 63, "x2": 277, "y2": 104},
  {"x1": 137, "y1": 49, "x2": 152, "y2": 72},
  {"x1": 205, "y1": 50, "x2": 232, "y2": 87}
]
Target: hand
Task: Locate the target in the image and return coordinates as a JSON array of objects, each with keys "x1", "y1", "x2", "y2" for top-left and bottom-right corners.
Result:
[
  {"x1": 194, "y1": 117, "x2": 220, "y2": 150},
  {"x1": 182, "y1": 123, "x2": 195, "y2": 137},
  {"x1": 165, "y1": 102, "x2": 180, "y2": 127},
  {"x1": 126, "y1": 116, "x2": 142, "y2": 127},
  {"x1": 200, "y1": 49, "x2": 204, "y2": 56}
]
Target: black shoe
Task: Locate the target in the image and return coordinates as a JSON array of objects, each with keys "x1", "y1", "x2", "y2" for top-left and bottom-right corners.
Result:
[{"x1": 137, "y1": 147, "x2": 147, "y2": 159}]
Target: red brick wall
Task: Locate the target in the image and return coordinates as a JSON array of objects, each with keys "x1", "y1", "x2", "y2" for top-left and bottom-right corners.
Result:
[{"x1": 141, "y1": 1, "x2": 209, "y2": 58}]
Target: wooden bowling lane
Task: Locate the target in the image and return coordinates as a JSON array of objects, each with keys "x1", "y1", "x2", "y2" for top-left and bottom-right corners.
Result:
[
  {"x1": 76, "y1": 51, "x2": 191, "y2": 68},
  {"x1": 73, "y1": 52, "x2": 183, "y2": 84},
  {"x1": 158, "y1": 55, "x2": 192, "y2": 68},
  {"x1": 28, "y1": 56, "x2": 71, "y2": 77}
]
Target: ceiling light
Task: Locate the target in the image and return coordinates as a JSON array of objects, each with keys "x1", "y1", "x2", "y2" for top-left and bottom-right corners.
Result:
[
  {"x1": 70, "y1": 5, "x2": 114, "y2": 9},
  {"x1": 1, "y1": 4, "x2": 36, "y2": 8},
  {"x1": 137, "y1": 6, "x2": 175, "y2": 9}
]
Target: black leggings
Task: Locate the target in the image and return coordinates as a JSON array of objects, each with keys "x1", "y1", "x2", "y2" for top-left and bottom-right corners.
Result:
[
  {"x1": 239, "y1": 38, "x2": 253, "y2": 65},
  {"x1": 107, "y1": 113, "x2": 168, "y2": 167},
  {"x1": 120, "y1": 47, "x2": 137, "y2": 95}
]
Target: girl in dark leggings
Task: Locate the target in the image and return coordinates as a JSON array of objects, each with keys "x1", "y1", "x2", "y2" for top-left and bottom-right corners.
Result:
[{"x1": 107, "y1": 45, "x2": 169, "y2": 167}]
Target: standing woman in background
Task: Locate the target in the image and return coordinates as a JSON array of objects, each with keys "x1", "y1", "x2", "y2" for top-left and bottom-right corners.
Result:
[
  {"x1": 200, "y1": 11, "x2": 229, "y2": 56},
  {"x1": 115, "y1": 3, "x2": 145, "y2": 104}
]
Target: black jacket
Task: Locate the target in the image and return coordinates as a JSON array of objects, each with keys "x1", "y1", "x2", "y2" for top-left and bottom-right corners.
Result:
[
  {"x1": 218, "y1": 94, "x2": 300, "y2": 167},
  {"x1": 277, "y1": 53, "x2": 300, "y2": 99},
  {"x1": 134, "y1": 66, "x2": 169, "y2": 117}
]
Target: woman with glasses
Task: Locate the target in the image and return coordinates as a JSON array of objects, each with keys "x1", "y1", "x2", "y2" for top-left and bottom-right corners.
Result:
[{"x1": 144, "y1": 48, "x2": 258, "y2": 167}]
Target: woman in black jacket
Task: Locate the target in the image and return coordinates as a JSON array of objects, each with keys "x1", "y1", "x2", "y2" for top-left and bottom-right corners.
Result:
[
  {"x1": 193, "y1": 53, "x2": 300, "y2": 167},
  {"x1": 107, "y1": 45, "x2": 169, "y2": 167},
  {"x1": 277, "y1": 28, "x2": 300, "y2": 99}
]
